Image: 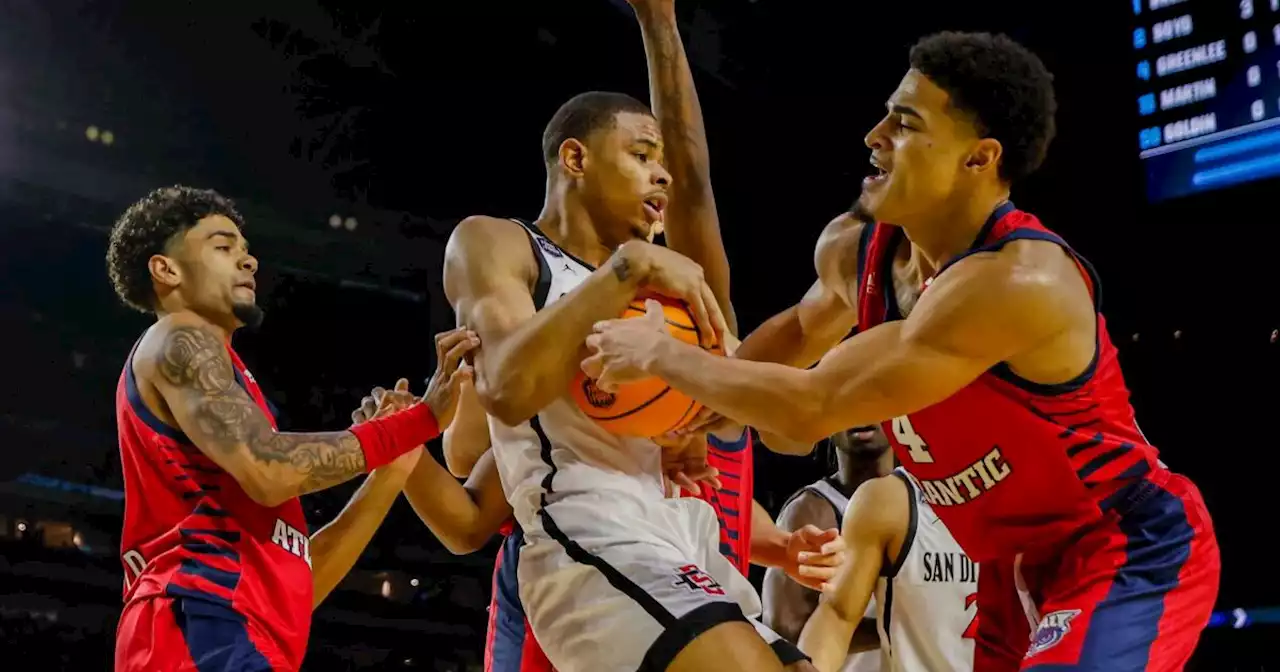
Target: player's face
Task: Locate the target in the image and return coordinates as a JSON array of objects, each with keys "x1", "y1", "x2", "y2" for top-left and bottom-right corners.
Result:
[
  {"x1": 858, "y1": 70, "x2": 990, "y2": 224},
  {"x1": 581, "y1": 112, "x2": 671, "y2": 246},
  {"x1": 173, "y1": 215, "x2": 261, "y2": 327}
]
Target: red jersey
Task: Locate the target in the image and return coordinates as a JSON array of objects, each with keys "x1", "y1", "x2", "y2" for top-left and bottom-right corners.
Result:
[
  {"x1": 116, "y1": 336, "x2": 312, "y2": 669},
  {"x1": 682, "y1": 429, "x2": 754, "y2": 575},
  {"x1": 857, "y1": 202, "x2": 1162, "y2": 561}
]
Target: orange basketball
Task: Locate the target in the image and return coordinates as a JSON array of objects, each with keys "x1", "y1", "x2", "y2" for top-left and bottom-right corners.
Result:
[{"x1": 572, "y1": 296, "x2": 723, "y2": 437}]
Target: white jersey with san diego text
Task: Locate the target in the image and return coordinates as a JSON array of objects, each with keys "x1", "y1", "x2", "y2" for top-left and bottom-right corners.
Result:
[
  {"x1": 489, "y1": 220, "x2": 791, "y2": 671},
  {"x1": 872, "y1": 468, "x2": 977, "y2": 672}
]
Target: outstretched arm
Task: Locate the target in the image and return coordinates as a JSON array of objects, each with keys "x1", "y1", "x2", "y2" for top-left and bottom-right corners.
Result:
[
  {"x1": 442, "y1": 382, "x2": 490, "y2": 477},
  {"x1": 139, "y1": 317, "x2": 464, "y2": 507},
  {"x1": 311, "y1": 449, "x2": 422, "y2": 608},
  {"x1": 589, "y1": 243, "x2": 1078, "y2": 443},
  {"x1": 403, "y1": 449, "x2": 512, "y2": 555},
  {"x1": 631, "y1": 0, "x2": 736, "y2": 334},
  {"x1": 799, "y1": 476, "x2": 909, "y2": 672}
]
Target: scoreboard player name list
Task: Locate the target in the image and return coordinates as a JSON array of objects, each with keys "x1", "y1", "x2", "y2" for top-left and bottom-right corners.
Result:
[{"x1": 1135, "y1": 0, "x2": 1280, "y2": 152}]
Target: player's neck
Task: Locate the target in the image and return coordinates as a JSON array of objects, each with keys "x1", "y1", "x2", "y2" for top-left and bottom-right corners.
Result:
[
  {"x1": 834, "y1": 450, "x2": 891, "y2": 491},
  {"x1": 536, "y1": 184, "x2": 615, "y2": 268},
  {"x1": 901, "y1": 185, "x2": 1010, "y2": 271},
  {"x1": 155, "y1": 301, "x2": 234, "y2": 341}
]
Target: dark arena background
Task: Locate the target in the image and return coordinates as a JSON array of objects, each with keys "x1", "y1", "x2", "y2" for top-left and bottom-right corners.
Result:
[{"x1": 0, "y1": 0, "x2": 1275, "y2": 669}]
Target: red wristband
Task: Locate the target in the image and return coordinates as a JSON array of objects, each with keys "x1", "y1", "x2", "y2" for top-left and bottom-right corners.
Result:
[{"x1": 349, "y1": 403, "x2": 441, "y2": 472}]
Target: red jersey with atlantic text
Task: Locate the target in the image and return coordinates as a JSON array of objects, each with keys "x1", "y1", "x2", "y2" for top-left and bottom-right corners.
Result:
[
  {"x1": 857, "y1": 203, "x2": 1163, "y2": 561},
  {"x1": 116, "y1": 335, "x2": 313, "y2": 669}
]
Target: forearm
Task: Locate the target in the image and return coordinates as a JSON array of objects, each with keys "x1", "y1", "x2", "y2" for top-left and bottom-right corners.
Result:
[
  {"x1": 761, "y1": 566, "x2": 816, "y2": 642},
  {"x1": 310, "y1": 460, "x2": 415, "y2": 608},
  {"x1": 442, "y1": 385, "x2": 490, "y2": 477},
  {"x1": 477, "y1": 256, "x2": 641, "y2": 424},
  {"x1": 750, "y1": 499, "x2": 791, "y2": 568},
  {"x1": 649, "y1": 336, "x2": 824, "y2": 443},
  {"x1": 634, "y1": 5, "x2": 733, "y2": 331},
  {"x1": 799, "y1": 601, "x2": 862, "y2": 672},
  {"x1": 402, "y1": 453, "x2": 507, "y2": 554}
]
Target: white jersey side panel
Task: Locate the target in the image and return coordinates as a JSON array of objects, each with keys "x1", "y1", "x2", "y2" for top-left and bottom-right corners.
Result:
[
  {"x1": 876, "y1": 468, "x2": 977, "y2": 672},
  {"x1": 488, "y1": 221, "x2": 666, "y2": 540}
]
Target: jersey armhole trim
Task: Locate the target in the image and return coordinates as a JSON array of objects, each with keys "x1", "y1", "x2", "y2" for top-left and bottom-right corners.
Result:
[
  {"x1": 881, "y1": 471, "x2": 917, "y2": 579},
  {"x1": 510, "y1": 218, "x2": 553, "y2": 310},
  {"x1": 854, "y1": 221, "x2": 875, "y2": 291},
  {"x1": 125, "y1": 337, "x2": 194, "y2": 445}
]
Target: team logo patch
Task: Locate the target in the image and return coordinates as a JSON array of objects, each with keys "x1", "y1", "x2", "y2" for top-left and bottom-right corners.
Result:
[
  {"x1": 535, "y1": 236, "x2": 564, "y2": 258},
  {"x1": 581, "y1": 378, "x2": 616, "y2": 408},
  {"x1": 672, "y1": 564, "x2": 725, "y2": 596},
  {"x1": 1026, "y1": 609, "x2": 1081, "y2": 657}
]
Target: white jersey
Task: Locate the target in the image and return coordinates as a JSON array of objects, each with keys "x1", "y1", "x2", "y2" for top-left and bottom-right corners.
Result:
[
  {"x1": 872, "y1": 468, "x2": 977, "y2": 672},
  {"x1": 491, "y1": 220, "x2": 799, "y2": 670},
  {"x1": 802, "y1": 479, "x2": 882, "y2": 672},
  {"x1": 489, "y1": 220, "x2": 667, "y2": 538}
]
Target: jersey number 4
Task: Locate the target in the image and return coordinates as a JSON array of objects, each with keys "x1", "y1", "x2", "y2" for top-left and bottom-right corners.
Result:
[{"x1": 891, "y1": 415, "x2": 934, "y2": 463}]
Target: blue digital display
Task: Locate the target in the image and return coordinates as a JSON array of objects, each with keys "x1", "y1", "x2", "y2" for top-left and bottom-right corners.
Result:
[{"x1": 1134, "y1": 0, "x2": 1280, "y2": 201}]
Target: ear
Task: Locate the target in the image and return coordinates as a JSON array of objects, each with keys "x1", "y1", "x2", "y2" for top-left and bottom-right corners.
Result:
[
  {"x1": 148, "y1": 254, "x2": 182, "y2": 291},
  {"x1": 965, "y1": 138, "x2": 1003, "y2": 176},
  {"x1": 558, "y1": 138, "x2": 589, "y2": 178}
]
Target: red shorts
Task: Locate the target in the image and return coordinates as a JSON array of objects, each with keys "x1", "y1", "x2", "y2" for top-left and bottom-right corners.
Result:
[
  {"x1": 974, "y1": 471, "x2": 1220, "y2": 671},
  {"x1": 116, "y1": 596, "x2": 286, "y2": 671}
]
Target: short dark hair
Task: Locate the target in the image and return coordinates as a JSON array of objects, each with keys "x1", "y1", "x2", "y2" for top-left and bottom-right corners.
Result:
[
  {"x1": 106, "y1": 185, "x2": 245, "y2": 313},
  {"x1": 909, "y1": 31, "x2": 1057, "y2": 183},
  {"x1": 541, "y1": 91, "x2": 653, "y2": 165}
]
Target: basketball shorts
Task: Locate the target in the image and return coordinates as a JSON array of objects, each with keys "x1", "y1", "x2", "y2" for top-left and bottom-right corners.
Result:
[
  {"x1": 487, "y1": 525, "x2": 556, "y2": 672},
  {"x1": 115, "y1": 596, "x2": 288, "y2": 671},
  {"x1": 518, "y1": 492, "x2": 807, "y2": 671},
  {"x1": 974, "y1": 471, "x2": 1220, "y2": 672}
]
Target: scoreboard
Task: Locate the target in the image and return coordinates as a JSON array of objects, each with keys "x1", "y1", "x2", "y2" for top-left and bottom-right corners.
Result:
[{"x1": 1134, "y1": 0, "x2": 1280, "y2": 201}]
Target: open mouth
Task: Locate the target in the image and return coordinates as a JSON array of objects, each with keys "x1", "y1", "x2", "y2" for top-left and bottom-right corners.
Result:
[
  {"x1": 642, "y1": 195, "x2": 667, "y2": 221},
  {"x1": 864, "y1": 157, "x2": 890, "y2": 185}
]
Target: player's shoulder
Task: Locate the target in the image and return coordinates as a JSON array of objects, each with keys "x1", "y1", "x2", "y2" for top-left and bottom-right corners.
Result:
[
  {"x1": 134, "y1": 314, "x2": 225, "y2": 372},
  {"x1": 776, "y1": 487, "x2": 838, "y2": 532},
  {"x1": 447, "y1": 215, "x2": 531, "y2": 255},
  {"x1": 815, "y1": 212, "x2": 867, "y2": 273},
  {"x1": 845, "y1": 473, "x2": 911, "y2": 535},
  {"x1": 444, "y1": 215, "x2": 538, "y2": 276}
]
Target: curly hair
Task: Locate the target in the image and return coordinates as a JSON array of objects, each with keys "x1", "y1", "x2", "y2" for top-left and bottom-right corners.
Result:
[
  {"x1": 106, "y1": 185, "x2": 246, "y2": 313},
  {"x1": 909, "y1": 31, "x2": 1057, "y2": 183},
  {"x1": 542, "y1": 91, "x2": 653, "y2": 166}
]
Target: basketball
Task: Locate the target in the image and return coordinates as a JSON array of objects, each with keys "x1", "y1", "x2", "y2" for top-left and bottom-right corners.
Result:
[{"x1": 571, "y1": 296, "x2": 723, "y2": 437}]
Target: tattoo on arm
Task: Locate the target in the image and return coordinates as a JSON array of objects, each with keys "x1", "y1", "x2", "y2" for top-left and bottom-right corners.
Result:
[{"x1": 156, "y1": 326, "x2": 367, "y2": 495}]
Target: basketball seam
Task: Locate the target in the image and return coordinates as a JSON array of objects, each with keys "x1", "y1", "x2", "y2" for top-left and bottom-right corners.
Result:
[
  {"x1": 584, "y1": 384, "x2": 675, "y2": 421},
  {"x1": 627, "y1": 301, "x2": 697, "y2": 333}
]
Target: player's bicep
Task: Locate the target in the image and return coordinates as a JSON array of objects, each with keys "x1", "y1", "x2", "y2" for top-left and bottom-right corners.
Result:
[
  {"x1": 143, "y1": 322, "x2": 273, "y2": 488},
  {"x1": 796, "y1": 279, "x2": 858, "y2": 359}
]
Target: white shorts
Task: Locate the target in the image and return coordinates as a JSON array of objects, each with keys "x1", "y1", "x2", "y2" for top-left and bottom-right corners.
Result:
[{"x1": 518, "y1": 491, "x2": 806, "y2": 672}]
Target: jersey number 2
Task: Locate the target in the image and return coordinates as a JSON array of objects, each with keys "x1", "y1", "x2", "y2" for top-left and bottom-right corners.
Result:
[
  {"x1": 891, "y1": 415, "x2": 934, "y2": 463},
  {"x1": 963, "y1": 592, "x2": 978, "y2": 640}
]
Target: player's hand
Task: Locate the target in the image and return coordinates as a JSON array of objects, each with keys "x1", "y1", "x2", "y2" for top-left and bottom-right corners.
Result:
[
  {"x1": 352, "y1": 378, "x2": 418, "y2": 426},
  {"x1": 654, "y1": 431, "x2": 721, "y2": 496},
  {"x1": 785, "y1": 525, "x2": 847, "y2": 591},
  {"x1": 422, "y1": 327, "x2": 480, "y2": 429},
  {"x1": 616, "y1": 241, "x2": 726, "y2": 348},
  {"x1": 582, "y1": 299, "x2": 670, "y2": 393}
]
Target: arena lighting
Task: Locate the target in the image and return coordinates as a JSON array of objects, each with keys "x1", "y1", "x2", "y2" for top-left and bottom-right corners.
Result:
[
  {"x1": 343, "y1": 216, "x2": 357, "y2": 231},
  {"x1": 328, "y1": 214, "x2": 342, "y2": 228},
  {"x1": 84, "y1": 126, "x2": 99, "y2": 142},
  {"x1": 100, "y1": 130, "x2": 115, "y2": 146},
  {"x1": 410, "y1": 578, "x2": 420, "y2": 587}
]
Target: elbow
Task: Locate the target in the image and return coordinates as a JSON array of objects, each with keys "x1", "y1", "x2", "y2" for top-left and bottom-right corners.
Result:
[
  {"x1": 238, "y1": 471, "x2": 294, "y2": 509},
  {"x1": 441, "y1": 531, "x2": 491, "y2": 556},
  {"x1": 475, "y1": 377, "x2": 538, "y2": 427}
]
